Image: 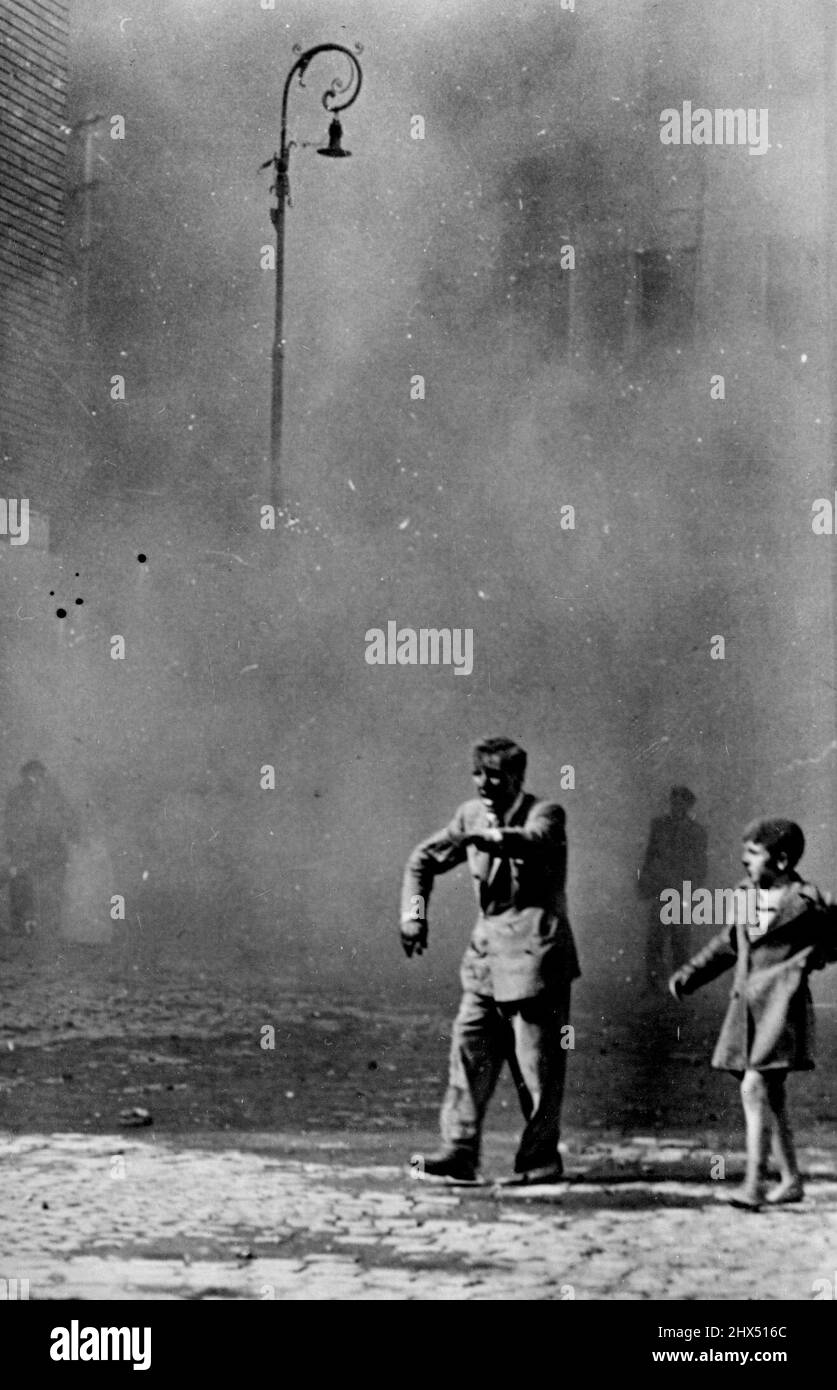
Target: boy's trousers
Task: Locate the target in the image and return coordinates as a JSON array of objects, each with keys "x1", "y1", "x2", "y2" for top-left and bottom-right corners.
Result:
[{"x1": 440, "y1": 984, "x2": 572, "y2": 1172}]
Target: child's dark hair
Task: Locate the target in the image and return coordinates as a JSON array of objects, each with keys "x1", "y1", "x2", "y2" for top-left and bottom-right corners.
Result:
[{"x1": 742, "y1": 818, "x2": 805, "y2": 868}]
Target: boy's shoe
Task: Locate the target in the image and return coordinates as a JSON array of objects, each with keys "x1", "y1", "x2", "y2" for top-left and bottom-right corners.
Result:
[
  {"x1": 409, "y1": 1150, "x2": 480, "y2": 1184},
  {"x1": 725, "y1": 1184, "x2": 764, "y2": 1210},
  {"x1": 765, "y1": 1178, "x2": 804, "y2": 1205},
  {"x1": 497, "y1": 1158, "x2": 565, "y2": 1187}
]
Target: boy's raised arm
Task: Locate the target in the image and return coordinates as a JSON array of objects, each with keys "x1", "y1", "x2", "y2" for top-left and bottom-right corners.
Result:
[{"x1": 670, "y1": 925, "x2": 738, "y2": 998}]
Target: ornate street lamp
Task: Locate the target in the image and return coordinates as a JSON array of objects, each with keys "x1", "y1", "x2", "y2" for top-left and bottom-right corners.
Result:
[{"x1": 261, "y1": 43, "x2": 363, "y2": 509}]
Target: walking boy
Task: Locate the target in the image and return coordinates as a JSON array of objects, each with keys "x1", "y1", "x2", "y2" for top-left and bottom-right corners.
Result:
[{"x1": 669, "y1": 818, "x2": 837, "y2": 1209}]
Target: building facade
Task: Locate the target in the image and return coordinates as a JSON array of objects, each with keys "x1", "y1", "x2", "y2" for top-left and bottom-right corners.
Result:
[
  {"x1": 490, "y1": 0, "x2": 836, "y2": 891},
  {"x1": 0, "y1": 0, "x2": 70, "y2": 531}
]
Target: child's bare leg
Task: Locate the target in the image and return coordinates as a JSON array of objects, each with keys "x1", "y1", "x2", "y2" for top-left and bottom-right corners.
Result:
[
  {"x1": 765, "y1": 1072, "x2": 804, "y2": 1203},
  {"x1": 769, "y1": 1080, "x2": 799, "y2": 1182},
  {"x1": 734, "y1": 1069, "x2": 770, "y2": 1206}
]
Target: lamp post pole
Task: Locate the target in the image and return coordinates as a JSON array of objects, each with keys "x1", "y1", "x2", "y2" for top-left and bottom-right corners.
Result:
[
  {"x1": 263, "y1": 43, "x2": 363, "y2": 511},
  {"x1": 269, "y1": 149, "x2": 288, "y2": 508}
]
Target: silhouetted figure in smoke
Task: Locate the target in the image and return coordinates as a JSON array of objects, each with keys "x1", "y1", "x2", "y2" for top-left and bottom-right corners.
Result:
[
  {"x1": 5, "y1": 761, "x2": 76, "y2": 937},
  {"x1": 638, "y1": 785, "x2": 708, "y2": 991}
]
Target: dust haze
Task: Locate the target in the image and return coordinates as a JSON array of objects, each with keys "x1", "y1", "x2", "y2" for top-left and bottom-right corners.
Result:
[{"x1": 2, "y1": 0, "x2": 833, "y2": 1026}]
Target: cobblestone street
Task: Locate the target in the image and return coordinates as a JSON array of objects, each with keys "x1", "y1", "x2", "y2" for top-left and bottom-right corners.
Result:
[
  {"x1": 3, "y1": 1130, "x2": 837, "y2": 1300},
  {"x1": 3, "y1": 948, "x2": 837, "y2": 1300}
]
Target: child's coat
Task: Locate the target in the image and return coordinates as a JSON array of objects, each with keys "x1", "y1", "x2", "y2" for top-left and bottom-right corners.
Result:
[{"x1": 672, "y1": 877, "x2": 837, "y2": 1072}]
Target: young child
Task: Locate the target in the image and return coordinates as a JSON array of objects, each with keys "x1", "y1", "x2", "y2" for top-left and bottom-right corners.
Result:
[{"x1": 669, "y1": 818, "x2": 837, "y2": 1209}]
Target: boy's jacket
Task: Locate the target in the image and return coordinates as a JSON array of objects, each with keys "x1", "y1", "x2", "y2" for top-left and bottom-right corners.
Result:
[
  {"x1": 672, "y1": 876, "x2": 837, "y2": 1071},
  {"x1": 401, "y1": 792, "x2": 581, "y2": 1002}
]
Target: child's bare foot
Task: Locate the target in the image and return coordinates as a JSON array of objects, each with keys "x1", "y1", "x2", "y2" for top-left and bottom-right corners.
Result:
[
  {"x1": 765, "y1": 1177, "x2": 804, "y2": 1205},
  {"x1": 726, "y1": 1183, "x2": 764, "y2": 1210}
]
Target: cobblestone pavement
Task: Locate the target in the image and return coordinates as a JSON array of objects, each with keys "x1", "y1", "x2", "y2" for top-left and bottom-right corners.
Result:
[
  {"x1": 2, "y1": 948, "x2": 837, "y2": 1300},
  {"x1": 3, "y1": 1130, "x2": 837, "y2": 1300}
]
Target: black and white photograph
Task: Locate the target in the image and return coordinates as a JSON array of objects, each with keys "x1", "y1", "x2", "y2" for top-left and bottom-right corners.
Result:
[{"x1": 1, "y1": 0, "x2": 837, "y2": 1338}]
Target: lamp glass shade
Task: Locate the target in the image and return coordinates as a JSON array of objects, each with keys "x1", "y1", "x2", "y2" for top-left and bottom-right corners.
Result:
[{"x1": 318, "y1": 117, "x2": 351, "y2": 158}]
